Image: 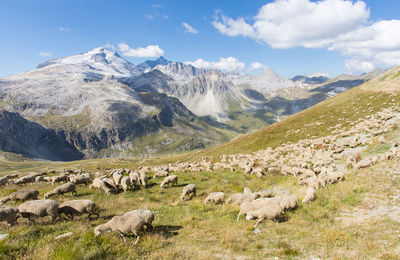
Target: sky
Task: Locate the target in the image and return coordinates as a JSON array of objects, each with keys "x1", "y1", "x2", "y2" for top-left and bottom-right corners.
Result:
[{"x1": 0, "y1": 0, "x2": 400, "y2": 78}]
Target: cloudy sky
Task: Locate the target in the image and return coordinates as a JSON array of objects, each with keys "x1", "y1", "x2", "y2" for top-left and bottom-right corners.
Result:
[{"x1": 0, "y1": 0, "x2": 399, "y2": 77}]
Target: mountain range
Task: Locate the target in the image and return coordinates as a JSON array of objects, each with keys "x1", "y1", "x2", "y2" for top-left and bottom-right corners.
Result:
[{"x1": 0, "y1": 47, "x2": 385, "y2": 160}]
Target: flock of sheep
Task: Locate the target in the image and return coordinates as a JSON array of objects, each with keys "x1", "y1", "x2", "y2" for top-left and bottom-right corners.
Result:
[{"x1": 0, "y1": 105, "x2": 399, "y2": 243}]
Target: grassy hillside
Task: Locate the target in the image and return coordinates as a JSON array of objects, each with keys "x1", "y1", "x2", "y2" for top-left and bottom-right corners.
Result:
[{"x1": 0, "y1": 66, "x2": 399, "y2": 259}]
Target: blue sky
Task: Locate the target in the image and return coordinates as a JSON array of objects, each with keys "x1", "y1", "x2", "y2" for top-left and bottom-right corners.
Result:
[{"x1": 1, "y1": 0, "x2": 400, "y2": 77}]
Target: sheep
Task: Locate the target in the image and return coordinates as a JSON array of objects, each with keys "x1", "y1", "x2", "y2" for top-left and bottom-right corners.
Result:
[
  {"x1": 254, "y1": 189, "x2": 274, "y2": 198},
  {"x1": 0, "y1": 190, "x2": 39, "y2": 206},
  {"x1": 327, "y1": 171, "x2": 345, "y2": 184},
  {"x1": 160, "y1": 175, "x2": 178, "y2": 188},
  {"x1": 18, "y1": 199, "x2": 59, "y2": 223},
  {"x1": 0, "y1": 176, "x2": 9, "y2": 186},
  {"x1": 318, "y1": 171, "x2": 328, "y2": 187},
  {"x1": 69, "y1": 174, "x2": 90, "y2": 186},
  {"x1": 103, "y1": 178, "x2": 118, "y2": 192},
  {"x1": 356, "y1": 158, "x2": 372, "y2": 170},
  {"x1": 180, "y1": 184, "x2": 196, "y2": 201},
  {"x1": 14, "y1": 174, "x2": 37, "y2": 185},
  {"x1": 44, "y1": 183, "x2": 77, "y2": 199},
  {"x1": 226, "y1": 193, "x2": 256, "y2": 206},
  {"x1": 90, "y1": 178, "x2": 116, "y2": 194},
  {"x1": 125, "y1": 209, "x2": 155, "y2": 229},
  {"x1": 237, "y1": 197, "x2": 281, "y2": 221},
  {"x1": 272, "y1": 187, "x2": 291, "y2": 197},
  {"x1": 139, "y1": 172, "x2": 148, "y2": 188},
  {"x1": 113, "y1": 172, "x2": 123, "y2": 187},
  {"x1": 245, "y1": 204, "x2": 283, "y2": 227},
  {"x1": 0, "y1": 206, "x2": 20, "y2": 226},
  {"x1": 57, "y1": 200, "x2": 99, "y2": 219},
  {"x1": 51, "y1": 175, "x2": 69, "y2": 185},
  {"x1": 299, "y1": 176, "x2": 319, "y2": 189},
  {"x1": 279, "y1": 195, "x2": 298, "y2": 211},
  {"x1": 302, "y1": 187, "x2": 316, "y2": 204},
  {"x1": 120, "y1": 176, "x2": 131, "y2": 192},
  {"x1": 94, "y1": 214, "x2": 145, "y2": 244},
  {"x1": 204, "y1": 192, "x2": 225, "y2": 204},
  {"x1": 129, "y1": 171, "x2": 140, "y2": 189},
  {"x1": 153, "y1": 170, "x2": 169, "y2": 179},
  {"x1": 35, "y1": 176, "x2": 45, "y2": 183}
]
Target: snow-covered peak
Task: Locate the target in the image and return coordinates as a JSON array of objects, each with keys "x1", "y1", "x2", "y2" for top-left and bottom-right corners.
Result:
[
  {"x1": 154, "y1": 62, "x2": 207, "y2": 80},
  {"x1": 37, "y1": 47, "x2": 140, "y2": 77}
]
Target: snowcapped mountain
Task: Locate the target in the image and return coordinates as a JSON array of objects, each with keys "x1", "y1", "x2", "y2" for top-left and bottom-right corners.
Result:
[
  {"x1": 37, "y1": 47, "x2": 141, "y2": 77},
  {"x1": 137, "y1": 56, "x2": 172, "y2": 72}
]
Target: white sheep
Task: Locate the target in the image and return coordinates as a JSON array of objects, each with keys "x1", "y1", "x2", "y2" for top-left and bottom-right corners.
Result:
[
  {"x1": 113, "y1": 172, "x2": 123, "y2": 187},
  {"x1": 153, "y1": 170, "x2": 169, "y2": 179},
  {"x1": 18, "y1": 199, "x2": 59, "y2": 223},
  {"x1": 125, "y1": 209, "x2": 155, "y2": 229},
  {"x1": 0, "y1": 206, "x2": 20, "y2": 226},
  {"x1": 51, "y1": 174, "x2": 69, "y2": 185},
  {"x1": 226, "y1": 193, "x2": 256, "y2": 206},
  {"x1": 139, "y1": 172, "x2": 148, "y2": 188},
  {"x1": 0, "y1": 189, "x2": 39, "y2": 206},
  {"x1": 57, "y1": 199, "x2": 99, "y2": 219},
  {"x1": 237, "y1": 197, "x2": 281, "y2": 221},
  {"x1": 302, "y1": 187, "x2": 316, "y2": 204},
  {"x1": 254, "y1": 189, "x2": 274, "y2": 198},
  {"x1": 94, "y1": 213, "x2": 145, "y2": 244},
  {"x1": 245, "y1": 204, "x2": 283, "y2": 227},
  {"x1": 327, "y1": 171, "x2": 345, "y2": 184},
  {"x1": 129, "y1": 171, "x2": 140, "y2": 189},
  {"x1": 120, "y1": 176, "x2": 131, "y2": 192},
  {"x1": 90, "y1": 178, "x2": 116, "y2": 194},
  {"x1": 180, "y1": 184, "x2": 196, "y2": 201},
  {"x1": 44, "y1": 183, "x2": 77, "y2": 199},
  {"x1": 279, "y1": 195, "x2": 297, "y2": 211},
  {"x1": 69, "y1": 174, "x2": 90, "y2": 186},
  {"x1": 160, "y1": 175, "x2": 178, "y2": 188},
  {"x1": 318, "y1": 171, "x2": 328, "y2": 187},
  {"x1": 204, "y1": 192, "x2": 225, "y2": 204}
]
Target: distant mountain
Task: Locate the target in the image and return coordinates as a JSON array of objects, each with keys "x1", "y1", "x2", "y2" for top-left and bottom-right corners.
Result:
[
  {"x1": 137, "y1": 56, "x2": 172, "y2": 72},
  {"x1": 292, "y1": 74, "x2": 330, "y2": 85}
]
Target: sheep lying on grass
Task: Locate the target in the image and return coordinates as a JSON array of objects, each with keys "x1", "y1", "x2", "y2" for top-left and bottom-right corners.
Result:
[
  {"x1": 44, "y1": 183, "x2": 77, "y2": 199},
  {"x1": 237, "y1": 197, "x2": 281, "y2": 221},
  {"x1": 125, "y1": 209, "x2": 154, "y2": 229},
  {"x1": 302, "y1": 187, "x2": 316, "y2": 204},
  {"x1": 204, "y1": 192, "x2": 225, "y2": 204},
  {"x1": 94, "y1": 213, "x2": 145, "y2": 244},
  {"x1": 180, "y1": 184, "x2": 196, "y2": 201},
  {"x1": 0, "y1": 206, "x2": 19, "y2": 226},
  {"x1": 18, "y1": 199, "x2": 59, "y2": 223},
  {"x1": 0, "y1": 190, "x2": 39, "y2": 206},
  {"x1": 160, "y1": 175, "x2": 178, "y2": 188},
  {"x1": 58, "y1": 200, "x2": 99, "y2": 220},
  {"x1": 245, "y1": 204, "x2": 283, "y2": 227}
]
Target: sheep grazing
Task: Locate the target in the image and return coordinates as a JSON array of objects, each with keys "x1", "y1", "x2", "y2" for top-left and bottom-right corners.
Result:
[
  {"x1": 139, "y1": 172, "x2": 148, "y2": 188},
  {"x1": 204, "y1": 192, "x2": 225, "y2": 204},
  {"x1": 51, "y1": 174, "x2": 69, "y2": 185},
  {"x1": 113, "y1": 172, "x2": 123, "y2": 187},
  {"x1": 237, "y1": 197, "x2": 281, "y2": 221},
  {"x1": 58, "y1": 200, "x2": 99, "y2": 219},
  {"x1": 302, "y1": 187, "x2": 316, "y2": 204},
  {"x1": 14, "y1": 173, "x2": 37, "y2": 185},
  {"x1": 44, "y1": 183, "x2": 77, "y2": 199},
  {"x1": 94, "y1": 214, "x2": 145, "y2": 244},
  {"x1": 18, "y1": 199, "x2": 59, "y2": 223},
  {"x1": 90, "y1": 178, "x2": 116, "y2": 194},
  {"x1": 0, "y1": 189, "x2": 39, "y2": 206},
  {"x1": 279, "y1": 195, "x2": 298, "y2": 211},
  {"x1": 0, "y1": 206, "x2": 20, "y2": 226},
  {"x1": 180, "y1": 184, "x2": 196, "y2": 201},
  {"x1": 129, "y1": 171, "x2": 140, "y2": 189},
  {"x1": 160, "y1": 175, "x2": 178, "y2": 188},
  {"x1": 327, "y1": 171, "x2": 345, "y2": 184},
  {"x1": 153, "y1": 170, "x2": 169, "y2": 179},
  {"x1": 125, "y1": 209, "x2": 155, "y2": 229},
  {"x1": 245, "y1": 204, "x2": 283, "y2": 227},
  {"x1": 120, "y1": 176, "x2": 131, "y2": 192},
  {"x1": 254, "y1": 189, "x2": 274, "y2": 198},
  {"x1": 318, "y1": 171, "x2": 328, "y2": 187},
  {"x1": 226, "y1": 193, "x2": 256, "y2": 206},
  {"x1": 69, "y1": 174, "x2": 90, "y2": 186},
  {"x1": 0, "y1": 176, "x2": 9, "y2": 186}
]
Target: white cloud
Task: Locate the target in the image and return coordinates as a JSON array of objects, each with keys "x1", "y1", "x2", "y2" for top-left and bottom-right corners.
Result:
[
  {"x1": 118, "y1": 43, "x2": 164, "y2": 58},
  {"x1": 249, "y1": 62, "x2": 265, "y2": 71},
  {"x1": 39, "y1": 52, "x2": 52, "y2": 57},
  {"x1": 212, "y1": 0, "x2": 400, "y2": 74},
  {"x1": 144, "y1": 14, "x2": 154, "y2": 20},
  {"x1": 182, "y1": 22, "x2": 199, "y2": 34},
  {"x1": 59, "y1": 26, "x2": 70, "y2": 32},
  {"x1": 185, "y1": 57, "x2": 245, "y2": 72}
]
